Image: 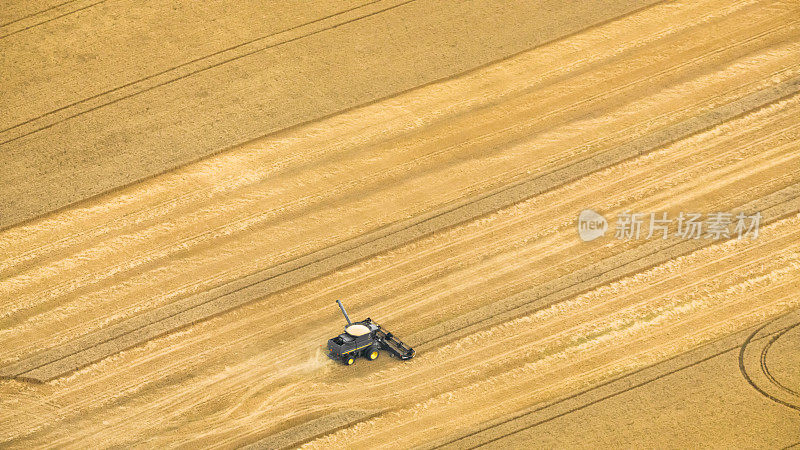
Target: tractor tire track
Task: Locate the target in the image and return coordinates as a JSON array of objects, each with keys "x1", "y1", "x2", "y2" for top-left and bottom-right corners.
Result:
[
  {"x1": 0, "y1": 0, "x2": 80, "y2": 27},
  {"x1": 0, "y1": 0, "x2": 105, "y2": 40}
]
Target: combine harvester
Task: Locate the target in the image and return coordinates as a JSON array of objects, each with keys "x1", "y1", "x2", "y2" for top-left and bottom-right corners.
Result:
[{"x1": 327, "y1": 300, "x2": 415, "y2": 365}]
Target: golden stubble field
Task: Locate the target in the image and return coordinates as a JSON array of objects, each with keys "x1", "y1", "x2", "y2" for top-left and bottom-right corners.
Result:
[{"x1": 1, "y1": 0, "x2": 799, "y2": 448}]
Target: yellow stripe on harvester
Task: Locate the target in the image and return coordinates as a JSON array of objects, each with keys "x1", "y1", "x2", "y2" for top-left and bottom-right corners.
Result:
[{"x1": 342, "y1": 344, "x2": 372, "y2": 354}]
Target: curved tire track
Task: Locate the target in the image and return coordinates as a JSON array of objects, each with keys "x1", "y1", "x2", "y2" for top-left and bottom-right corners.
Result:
[
  {"x1": 739, "y1": 311, "x2": 800, "y2": 411},
  {"x1": 761, "y1": 322, "x2": 800, "y2": 397}
]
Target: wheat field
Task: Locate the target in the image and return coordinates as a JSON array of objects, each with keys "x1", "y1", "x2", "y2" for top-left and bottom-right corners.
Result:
[{"x1": 1, "y1": 0, "x2": 798, "y2": 447}]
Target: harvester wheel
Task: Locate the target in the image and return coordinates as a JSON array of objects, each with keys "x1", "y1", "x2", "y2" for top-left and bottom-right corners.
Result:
[
  {"x1": 367, "y1": 348, "x2": 380, "y2": 361},
  {"x1": 344, "y1": 356, "x2": 355, "y2": 366}
]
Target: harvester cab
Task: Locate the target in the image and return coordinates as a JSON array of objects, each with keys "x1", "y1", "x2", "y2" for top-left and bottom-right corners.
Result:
[{"x1": 327, "y1": 300, "x2": 415, "y2": 365}]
